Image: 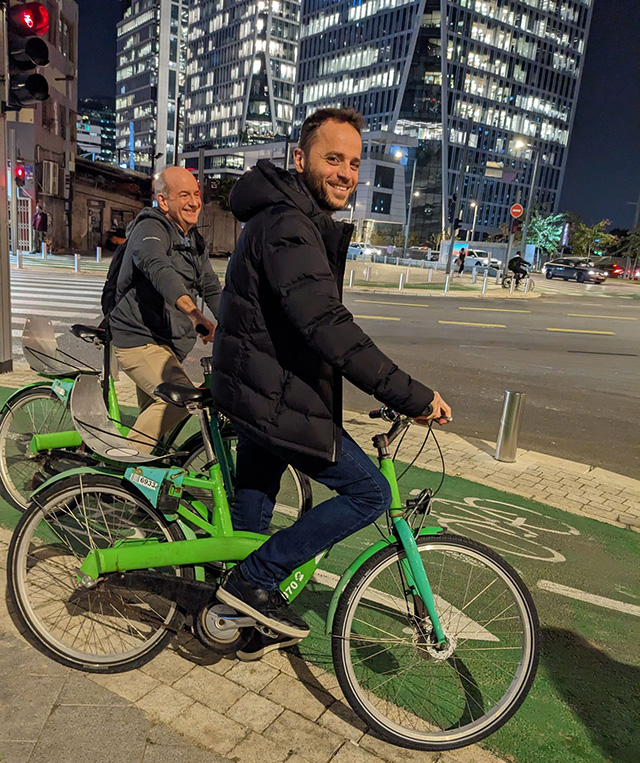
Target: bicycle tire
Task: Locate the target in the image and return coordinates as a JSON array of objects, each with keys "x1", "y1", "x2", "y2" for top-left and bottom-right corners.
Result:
[
  {"x1": 182, "y1": 440, "x2": 313, "y2": 528},
  {"x1": 7, "y1": 473, "x2": 193, "y2": 673},
  {"x1": 332, "y1": 533, "x2": 539, "y2": 751},
  {"x1": 0, "y1": 386, "x2": 75, "y2": 511},
  {"x1": 501, "y1": 276, "x2": 511, "y2": 289}
]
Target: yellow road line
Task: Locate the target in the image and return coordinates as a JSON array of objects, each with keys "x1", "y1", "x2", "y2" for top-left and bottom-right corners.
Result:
[
  {"x1": 546, "y1": 328, "x2": 615, "y2": 335},
  {"x1": 353, "y1": 315, "x2": 401, "y2": 321},
  {"x1": 459, "y1": 307, "x2": 531, "y2": 313},
  {"x1": 567, "y1": 313, "x2": 637, "y2": 321},
  {"x1": 439, "y1": 320, "x2": 506, "y2": 328},
  {"x1": 355, "y1": 300, "x2": 428, "y2": 307}
]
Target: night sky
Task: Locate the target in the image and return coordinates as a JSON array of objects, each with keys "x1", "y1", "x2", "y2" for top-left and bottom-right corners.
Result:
[{"x1": 77, "y1": 0, "x2": 640, "y2": 229}]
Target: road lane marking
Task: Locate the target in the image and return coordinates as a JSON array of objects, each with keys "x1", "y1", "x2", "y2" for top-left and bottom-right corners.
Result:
[
  {"x1": 355, "y1": 300, "x2": 428, "y2": 307},
  {"x1": 546, "y1": 328, "x2": 615, "y2": 335},
  {"x1": 537, "y1": 580, "x2": 640, "y2": 617},
  {"x1": 459, "y1": 307, "x2": 531, "y2": 313},
  {"x1": 353, "y1": 315, "x2": 400, "y2": 321},
  {"x1": 439, "y1": 320, "x2": 506, "y2": 328},
  {"x1": 567, "y1": 313, "x2": 637, "y2": 320}
]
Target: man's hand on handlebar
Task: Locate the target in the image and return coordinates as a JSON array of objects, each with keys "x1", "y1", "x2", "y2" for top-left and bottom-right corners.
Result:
[
  {"x1": 414, "y1": 391, "x2": 452, "y2": 427},
  {"x1": 194, "y1": 318, "x2": 216, "y2": 345}
]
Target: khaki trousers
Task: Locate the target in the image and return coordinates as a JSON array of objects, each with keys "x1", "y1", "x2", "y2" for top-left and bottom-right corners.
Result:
[{"x1": 114, "y1": 343, "x2": 193, "y2": 453}]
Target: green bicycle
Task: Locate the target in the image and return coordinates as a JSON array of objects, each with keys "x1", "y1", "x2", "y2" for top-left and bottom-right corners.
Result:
[
  {"x1": 6, "y1": 374, "x2": 539, "y2": 751},
  {"x1": 0, "y1": 317, "x2": 311, "y2": 517}
]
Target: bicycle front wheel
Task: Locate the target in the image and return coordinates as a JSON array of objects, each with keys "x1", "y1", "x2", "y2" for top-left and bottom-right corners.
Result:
[
  {"x1": 501, "y1": 276, "x2": 511, "y2": 289},
  {"x1": 7, "y1": 474, "x2": 192, "y2": 673},
  {"x1": 0, "y1": 386, "x2": 74, "y2": 510},
  {"x1": 332, "y1": 533, "x2": 539, "y2": 751}
]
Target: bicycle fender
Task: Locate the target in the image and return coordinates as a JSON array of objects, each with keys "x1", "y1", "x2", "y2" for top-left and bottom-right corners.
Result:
[
  {"x1": 0, "y1": 381, "x2": 58, "y2": 415},
  {"x1": 324, "y1": 525, "x2": 443, "y2": 636},
  {"x1": 325, "y1": 537, "x2": 395, "y2": 636},
  {"x1": 30, "y1": 465, "x2": 123, "y2": 500}
]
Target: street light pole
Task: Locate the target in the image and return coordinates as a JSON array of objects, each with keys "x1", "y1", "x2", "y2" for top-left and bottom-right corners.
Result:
[
  {"x1": 470, "y1": 202, "x2": 478, "y2": 242},
  {"x1": 520, "y1": 148, "x2": 540, "y2": 262},
  {"x1": 403, "y1": 156, "x2": 417, "y2": 253}
]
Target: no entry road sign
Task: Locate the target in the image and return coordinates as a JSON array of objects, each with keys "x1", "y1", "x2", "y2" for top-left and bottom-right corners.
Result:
[{"x1": 510, "y1": 203, "x2": 524, "y2": 218}]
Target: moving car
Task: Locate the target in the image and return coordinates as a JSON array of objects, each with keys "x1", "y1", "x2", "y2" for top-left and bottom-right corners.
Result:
[
  {"x1": 464, "y1": 249, "x2": 502, "y2": 269},
  {"x1": 348, "y1": 242, "x2": 378, "y2": 258},
  {"x1": 596, "y1": 257, "x2": 639, "y2": 279},
  {"x1": 542, "y1": 258, "x2": 607, "y2": 283}
]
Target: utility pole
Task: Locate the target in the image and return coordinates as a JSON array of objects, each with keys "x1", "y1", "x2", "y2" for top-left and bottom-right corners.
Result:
[
  {"x1": 0, "y1": 0, "x2": 13, "y2": 372},
  {"x1": 445, "y1": 121, "x2": 473, "y2": 274},
  {"x1": 519, "y1": 148, "x2": 540, "y2": 260}
]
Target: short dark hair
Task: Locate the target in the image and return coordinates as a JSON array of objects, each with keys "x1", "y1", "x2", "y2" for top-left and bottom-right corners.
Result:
[{"x1": 298, "y1": 108, "x2": 365, "y2": 153}]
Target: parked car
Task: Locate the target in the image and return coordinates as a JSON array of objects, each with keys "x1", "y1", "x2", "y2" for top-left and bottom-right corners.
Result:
[
  {"x1": 542, "y1": 258, "x2": 607, "y2": 283},
  {"x1": 464, "y1": 249, "x2": 502, "y2": 269}
]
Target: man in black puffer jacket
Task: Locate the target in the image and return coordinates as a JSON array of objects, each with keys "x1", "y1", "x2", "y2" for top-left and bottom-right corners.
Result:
[{"x1": 212, "y1": 108, "x2": 451, "y2": 659}]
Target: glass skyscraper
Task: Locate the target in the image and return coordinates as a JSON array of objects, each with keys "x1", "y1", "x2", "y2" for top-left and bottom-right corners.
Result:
[
  {"x1": 116, "y1": 0, "x2": 188, "y2": 173},
  {"x1": 295, "y1": 0, "x2": 593, "y2": 241},
  {"x1": 184, "y1": 0, "x2": 300, "y2": 150}
]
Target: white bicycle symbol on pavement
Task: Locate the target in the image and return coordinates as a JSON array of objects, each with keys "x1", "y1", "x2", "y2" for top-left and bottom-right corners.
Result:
[{"x1": 429, "y1": 496, "x2": 580, "y2": 563}]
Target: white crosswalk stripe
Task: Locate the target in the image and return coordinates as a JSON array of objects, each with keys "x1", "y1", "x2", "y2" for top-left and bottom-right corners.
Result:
[{"x1": 9, "y1": 271, "x2": 105, "y2": 345}]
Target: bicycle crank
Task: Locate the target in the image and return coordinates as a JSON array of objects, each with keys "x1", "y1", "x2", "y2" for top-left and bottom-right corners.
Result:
[{"x1": 193, "y1": 603, "x2": 255, "y2": 654}]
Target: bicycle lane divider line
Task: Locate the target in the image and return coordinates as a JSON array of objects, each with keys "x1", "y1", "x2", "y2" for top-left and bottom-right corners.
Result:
[
  {"x1": 439, "y1": 320, "x2": 506, "y2": 328},
  {"x1": 458, "y1": 307, "x2": 531, "y2": 313},
  {"x1": 353, "y1": 315, "x2": 401, "y2": 321},
  {"x1": 310, "y1": 568, "x2": 498, "y2": 641},
  {"x1": 566, "y1": 313, "x2": 638, "y2": 320},
  {"x1": 546, "y1": 328, "x2": 615, "y2": 335},
  {"x1": 536, "y1": 580, "x2": 640, "y2": 617}
]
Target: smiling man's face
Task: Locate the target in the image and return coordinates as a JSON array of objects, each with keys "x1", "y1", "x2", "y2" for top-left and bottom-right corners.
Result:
[{"x1": 293, "y1": 119, "x2": 361, "y2": 213}]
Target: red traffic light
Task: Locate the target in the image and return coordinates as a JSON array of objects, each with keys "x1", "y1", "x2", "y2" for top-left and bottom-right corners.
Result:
[
  {"x1": 8, "y1": 3, "x2": 49, "y2": 37},
  {"x1": 15, "y1": 166, "x2": 26, "y2": 187}
]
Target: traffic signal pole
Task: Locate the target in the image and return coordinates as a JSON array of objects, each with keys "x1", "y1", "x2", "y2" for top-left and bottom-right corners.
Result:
[{"x1": 0, "y1": 1, "x2": 13, "y2": 372}]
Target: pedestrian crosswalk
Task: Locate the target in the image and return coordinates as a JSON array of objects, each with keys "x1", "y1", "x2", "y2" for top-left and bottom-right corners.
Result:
[
  {"x1": 9, "y1": 271, "x2": 106, "y2": 358},
  {"x1": 9, "y1": 252, "x2": 110, "y2": 273}
]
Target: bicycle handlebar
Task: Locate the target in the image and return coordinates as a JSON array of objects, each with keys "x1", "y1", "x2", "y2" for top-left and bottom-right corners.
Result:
[{"x1": 195, "y1": 324, "x2": 209, "y2": 336}]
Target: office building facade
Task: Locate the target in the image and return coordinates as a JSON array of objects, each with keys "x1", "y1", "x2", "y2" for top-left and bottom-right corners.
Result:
[
  {"x1": 115, "y1": 0, "x2": 188, "y2": 173},
  {"x1": 183, "y1": 0, "x2": 300, "y2": 152},
  {"x1": 77, "y1": 97, "x2": 117, "y2": 164},
  {"x1": 295, "y1": 0, "x2": 593, "y2": 242}
]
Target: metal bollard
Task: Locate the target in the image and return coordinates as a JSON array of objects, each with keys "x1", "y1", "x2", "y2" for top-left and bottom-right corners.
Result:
[
  {"x1": 41, "y1": 241, "x2": 47, "y2": 258},
  {"x1": 399, "y1": 273, "x2": 404, "y2": 290},
  {"x1": 349, "y1": 270, "x2": 354, "y2": 287},
  {"x1": 471, "y1": 266, "x2": 477, "y2": 284},
  {"x1": 495, "y1": 271, "x2": 501, "y2": 285},
  {"x1": 509, "y1": 277, "x2": 516, "y2": 295},
  {"x1": 444, "y1": 273, "x2": 451, "y2": 294},
  {"x1": 396, "y1": 256, "x2": 400, "y2": 266},
  {"x1": 405, "y1": 267, "x2": 410, "y2": 283},
  {"x1": 495, "y1": 391, "x2": 526, "y2": 462},
  {"x1": 16, "y1": 251, "x2": 23, "y2": 269},
  {"x1": 96, "y1": 246, "x2": 102, "y2": 262},
  {"x1": 524, "y1": 277, "x2": 530, "y2": 294},
  {"x1": 420, "y1": 259, "x2": 425, "y2": 268},
  {"x1": 428, "y1": 268, "x2": 433, "y2": 282},
  {"x1": 482, "y1": 269, "x2": 488, "y2": 294},
  {"x1": 74, "y1": 253, "x2": 81, "y2": 273},
  {"x1": 384, "y1": 255, "x2": 387, "y2": 264},
  {"x1": 364, "y1": 265, "x2": 371, "y2": 281}
]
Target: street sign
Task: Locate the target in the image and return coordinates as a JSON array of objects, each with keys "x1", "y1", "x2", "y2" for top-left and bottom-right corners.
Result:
[{"x1": 510, "y1": 203, "x2": 524, "y2": 219}]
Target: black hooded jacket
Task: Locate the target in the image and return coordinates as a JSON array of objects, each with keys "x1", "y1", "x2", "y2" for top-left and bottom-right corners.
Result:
[{"x1": 210, "y1": 160, "x2": 434, "y2": 462}]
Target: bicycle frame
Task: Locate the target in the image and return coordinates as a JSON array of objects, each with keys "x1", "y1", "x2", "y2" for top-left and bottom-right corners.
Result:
[{"x1": 75, "y1": 414, "x2": 447, "y2": 645}]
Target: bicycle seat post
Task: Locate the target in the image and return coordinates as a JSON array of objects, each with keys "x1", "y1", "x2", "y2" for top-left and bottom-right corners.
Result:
[{"x1": 187, "y1": 402, "x2": 217, "y2": 465}]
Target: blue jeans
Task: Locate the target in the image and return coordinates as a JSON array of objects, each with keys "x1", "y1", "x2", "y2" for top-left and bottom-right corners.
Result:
[{"x1": 233, "y1": 430, "x2": 392, "y2": 591}]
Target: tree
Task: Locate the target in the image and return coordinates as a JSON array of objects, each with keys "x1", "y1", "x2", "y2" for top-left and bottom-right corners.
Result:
[
  {"x1": 568, "y1": 217, "x2": 617, "y2": 258},
  {"x1": 526, "y1": 212, "x2": 566, "y2": 256},
  {"x1": 211, "y1": 177, "x2": 237, "y2": 211}
]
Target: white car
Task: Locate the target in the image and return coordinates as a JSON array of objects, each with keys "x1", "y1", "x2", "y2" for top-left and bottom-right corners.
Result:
[
  {"x1": 465, "y1": 250, "x2": 501, "y2": 269},
  {"x1": 348, "y1": 242, "x2": 377, "y2": 257}
]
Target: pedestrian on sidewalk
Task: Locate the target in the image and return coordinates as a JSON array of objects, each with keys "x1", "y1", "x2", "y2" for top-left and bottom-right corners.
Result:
[
  {"x1": 211, "y1": 107, "x2": 451, "y2": 660},
  {"x1": 32, "y1": 203, "x2": 48, "y2": 253},
  {"x1": 456, "y1": 248, "x2": 466, "y2": 274},
  {"x1": 108, "y1": 166, "x2": 222, "y2": 453}
]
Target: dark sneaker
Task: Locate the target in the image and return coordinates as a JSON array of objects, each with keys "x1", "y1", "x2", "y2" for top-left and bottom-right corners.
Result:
[
  {"x1": 216, "y1": 568, "x2": 310, "y2": 639},
  {"x1": 236, "y1": 626, "x2": 302, "y2": 662}
]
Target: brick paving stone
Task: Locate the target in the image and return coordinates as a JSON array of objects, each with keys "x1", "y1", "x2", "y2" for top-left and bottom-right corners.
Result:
[
  {"x1": 173, "y1": 664, "x2": 246, "y2": 713},
  {"x1": 143, "y1": 744, "x2": 232, "y2": 763},
  {"x1": 227, "y1": 730, "x2": 293, "y2": 763},
  {"x1": 136, "y1": 684, "x2": 196, "y2": 725},
  {"x1": 226, "y1": 690, "x2": 284, "y2": 732},
  {"x1": 317, "y1": 701, "x2": 368, "y2": 744},
  {"x1": 264, "y1": 709, "x2": 343, "y2": 763},
  {"x1": 224, "y1": 658, "x2": 280, "y2": 692},
  {"x1": 260, "y1": 671, "x2": 334, "y2": 722},
  {"x1": 140, "y1": 647, "x2": 196, "y2": 684},
  {"x1": 88, "y1": 669, "x2": 161, "y2": 704},
  {"x1": 0, "y1": 741, "x2": 36, "y2": 762},
  {"x1": 330, "y1": 740, "x2": 386, "y2": 763},
  {"x1": 57, "y1": 671, "x2": 130, "y2": 706},
  {"x1": 169, "y1": 701, "x2": 248, "y2": 756},
  {"x1": 358, "y1": 733, "x2": 439, "y2": 763}
]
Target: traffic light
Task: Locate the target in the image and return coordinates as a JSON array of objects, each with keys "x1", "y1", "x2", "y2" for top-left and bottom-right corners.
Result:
[
  {"x1": 5, "y1": 2, "x2": 50, "y2": 110},
  {"x1": 511, "y1": 219, "x2": 521, "y2": 235},
  {"x1": 453, "y1": 217, "x2": 463, "y2": 234},
  {"x1": 14, "y1": 164, "x2": 26, "y2": 187},
  {"x1": 447, "y1": 194, "x2": 457, "y2": 223}
]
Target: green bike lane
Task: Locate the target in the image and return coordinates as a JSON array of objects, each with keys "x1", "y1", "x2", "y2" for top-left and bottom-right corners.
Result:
[{"x1": 0, "y1": 383, "x2": 637, "y2": 763}]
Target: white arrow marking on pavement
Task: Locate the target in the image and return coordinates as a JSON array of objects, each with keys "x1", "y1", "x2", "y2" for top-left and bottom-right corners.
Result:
[
  {"x1": 537, "y1": 580, "x2": 640, "y2": 617},
  {"x1": 311, "y1": 569, "x2": 498, "y2": 641}
]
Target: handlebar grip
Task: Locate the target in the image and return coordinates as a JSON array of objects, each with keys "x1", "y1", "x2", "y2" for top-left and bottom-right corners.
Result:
[
  {"x1": 195, "y1": 323, "x2": 208, "y2": 336},
  {"x1": 368, "y1": 408, "x2": 383, "y2": 419}
]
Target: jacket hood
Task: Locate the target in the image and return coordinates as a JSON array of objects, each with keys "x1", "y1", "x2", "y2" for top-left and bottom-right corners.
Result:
[{"x1": 230, "y1": 160, "x2": 319, "y2": 223}]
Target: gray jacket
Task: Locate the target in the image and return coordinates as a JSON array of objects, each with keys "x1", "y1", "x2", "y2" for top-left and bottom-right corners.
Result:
[{"x1": 109, "y1": 208, "x2": 221, "y2": 361}]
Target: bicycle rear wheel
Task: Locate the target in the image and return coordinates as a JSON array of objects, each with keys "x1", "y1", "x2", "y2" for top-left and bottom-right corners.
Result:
[
  {"x1": 7, "y1": 474, "x2": 192, "y2": 673},
  {"x1": 0, "y1": 386, "x2": 75, "y2": 511},
  {"x1": 332, "y1": 533, "x2": 539, "y2": 751}
]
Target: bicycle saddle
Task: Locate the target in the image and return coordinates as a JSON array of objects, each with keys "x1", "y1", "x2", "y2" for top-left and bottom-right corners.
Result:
[
  {"x1": 155, "y1": 382, "x2": 211, "y2": 407},
  {"x1": 70, "y1": 324, "x2": 107, "y2": 345}
]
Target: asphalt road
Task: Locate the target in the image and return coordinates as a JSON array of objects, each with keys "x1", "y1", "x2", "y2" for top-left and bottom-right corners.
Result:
[
  {"x1": 7, "y1": 268, "x2": 639, "y2": 477},
  {"x1": 340, "y1": 289, "x2": 639, "y2": 477}
]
